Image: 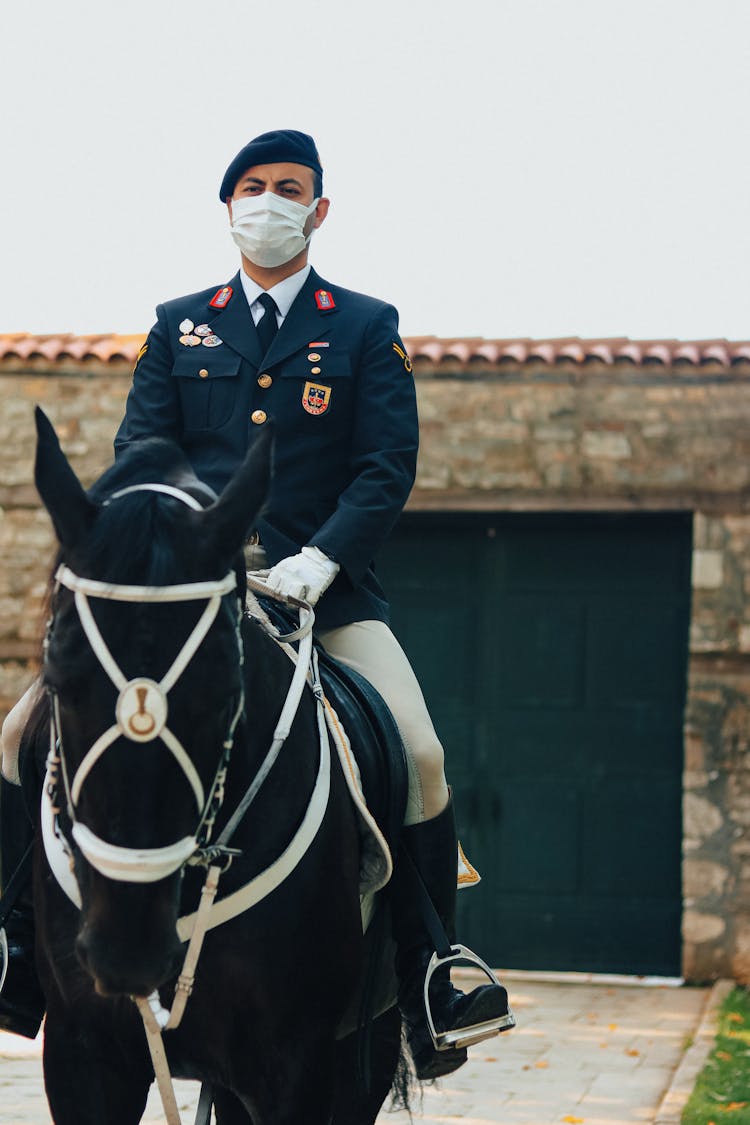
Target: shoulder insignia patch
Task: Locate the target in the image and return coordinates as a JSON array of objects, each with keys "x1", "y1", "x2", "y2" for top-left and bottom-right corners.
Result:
[
  {"x1": 314, "y1": 289, "x2": 335, "y2": 311},
  {"x1": 392, "y1": 341, "x2": 413, "y2": 373},
  {"x1": 134, "y1": 341, "x2": 148, "y2": 371},
  {"x1": 209, "y1": 285, "x2": 233, "y2": 309}
]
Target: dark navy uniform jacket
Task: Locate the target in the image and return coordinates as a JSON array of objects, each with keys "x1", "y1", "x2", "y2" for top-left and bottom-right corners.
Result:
[{"x1": 114, "y1": 267, "x2": 418, "y2": 630}]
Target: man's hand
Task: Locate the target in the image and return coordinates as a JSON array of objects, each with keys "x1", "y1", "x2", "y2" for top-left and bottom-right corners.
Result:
[{"x1": 265, "y1": 546, "x2": 340, "y2": 605}]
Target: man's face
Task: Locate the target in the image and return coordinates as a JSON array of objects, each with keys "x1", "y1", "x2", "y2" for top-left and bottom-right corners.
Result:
[{"x1": 227, "y1": 161, "x2": 329, "y2": 235}]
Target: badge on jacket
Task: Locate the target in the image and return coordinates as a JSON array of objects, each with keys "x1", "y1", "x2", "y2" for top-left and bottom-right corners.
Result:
[
  {"x1": 392, "y1": 341, "x2": 413, "y2": 373},
  {"x1": 134, "y1": 341, "x2": 148, "y2": 371},
  {"x1": 209, "y1": 286, "x2": 233, "y2": 309},
  {"x1": 314, "y1": 289, "x2": 335, "y2": 311},
  {"x1": 302, "y1": 381, "x2": 332, "y2": 415}
]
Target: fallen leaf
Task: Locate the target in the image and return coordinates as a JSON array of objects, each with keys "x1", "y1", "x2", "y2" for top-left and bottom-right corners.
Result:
[
  {"x1": 722, "y1": 1102, "x2": 748, "y2": 1111},
  {"x1": 522, "y1": 1064, "x2": 530, "y2": 1071},
  {"x1": 625, "y1": 1049, "x2": 640, "y2": 1057},
  {"x1": 535, "y1": 1060, "x2": 549, "y2": 1069},
  {"x1": 716, "y1": 1050, "x2": 732, "y2": 1061},
  {"x1": 484, "y1": 1057, "x2": 498, "y2": 1063},
  {"x1": 608, "y1": 1023, "x2": 618, "y2": 1031},
  {"x1": 562, "y1": 1117, "x2": 584, "y2": 1123},
  {"x1": 728, "y1": 1013, "x2": 745, "y2": 1024}
]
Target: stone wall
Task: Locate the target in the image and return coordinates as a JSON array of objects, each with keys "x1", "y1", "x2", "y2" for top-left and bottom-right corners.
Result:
[
  {"x1": 683, "y1": 512, "x2": 750, "y2": 983},
  {"x1": 2, "y1": 358, "x2": 750, "y2": 982},
  {"x1": 0, "y1": 369, "x2": 128, "y2": 716}
]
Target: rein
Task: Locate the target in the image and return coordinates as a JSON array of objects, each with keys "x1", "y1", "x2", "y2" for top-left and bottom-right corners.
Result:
[{"x1": 41, "y1": 482, "x2": 333, "y2": 1125}]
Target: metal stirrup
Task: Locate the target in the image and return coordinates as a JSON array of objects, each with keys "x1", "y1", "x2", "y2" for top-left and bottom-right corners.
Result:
[
  {"x1": 423, "y1": 945, "x2": 517, "y2": 1051},
  {"x1": 398, "y1": 847, "x2": 516, "y2": 1051}
]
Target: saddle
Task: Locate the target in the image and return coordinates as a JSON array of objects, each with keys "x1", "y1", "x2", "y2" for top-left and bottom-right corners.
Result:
[{"x1": 317, "y1": 650, "x2": 408, "y2": 861}]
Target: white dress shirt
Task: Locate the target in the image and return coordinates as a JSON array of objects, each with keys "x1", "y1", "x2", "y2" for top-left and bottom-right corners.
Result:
[{"x1": 239, "y1": 264, "x2": 311, "y2": 328}]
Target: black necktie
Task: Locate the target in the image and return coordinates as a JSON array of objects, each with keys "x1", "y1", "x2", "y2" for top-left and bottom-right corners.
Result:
[{"x1": 256, "y1": 292, "x2": 279, "y2": 356}]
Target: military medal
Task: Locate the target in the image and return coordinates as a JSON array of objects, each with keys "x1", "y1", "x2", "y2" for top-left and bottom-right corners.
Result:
[
  {"x1": 202, "y1": 334, "x2": 223, "y2": 348},
  {"x1": 308, "y1": 342, "x2": 329, "y2": 347},
  {"x1": 302, "y1": 381, "x2": 332, "y2": 415},
  {"x1": 308, "y1": 352, "x2": 321, "y2": 362},
  {"x1": 194, "y1": 324, "x2": 212, "y2": 337},
  {"x1": 179, "y1": 319, "x2": 194, "y2": 334},
  {"x1": 179, "y1": 334, "x2": 201, "y2": 347}
]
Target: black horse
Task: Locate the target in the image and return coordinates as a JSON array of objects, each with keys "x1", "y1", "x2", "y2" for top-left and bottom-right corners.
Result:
[{"x1": 21, "y1": 409, "x2": 408, "y2": 1124}]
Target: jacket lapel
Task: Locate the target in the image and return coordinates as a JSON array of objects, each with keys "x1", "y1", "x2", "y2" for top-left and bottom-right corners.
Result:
[
  {"x1": 261, "y1": 268, "x2": 340, "y2": 370},
  {"x1": 205, "y1": 272, "x2": 263, "y2": 368}
]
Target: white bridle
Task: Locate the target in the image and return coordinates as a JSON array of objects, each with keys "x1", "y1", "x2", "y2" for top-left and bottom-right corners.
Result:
[{"x1": 46, "y1": 482, "x2": 243, "y2": 884}]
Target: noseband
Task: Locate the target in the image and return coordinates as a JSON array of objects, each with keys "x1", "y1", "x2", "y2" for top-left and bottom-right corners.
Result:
[{"x1": 45, "y1": 483, "x2": 244, "y2": 884}]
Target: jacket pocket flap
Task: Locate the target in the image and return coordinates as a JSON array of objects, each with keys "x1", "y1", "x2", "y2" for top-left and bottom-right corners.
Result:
[{"x1": 171, "y1": 351, "x2": 242, "y2": 380}]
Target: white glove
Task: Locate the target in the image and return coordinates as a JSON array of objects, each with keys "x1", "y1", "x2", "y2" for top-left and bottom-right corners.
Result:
[{"x1": 265, "y1": 546, "x2": 340, "y2": 606}]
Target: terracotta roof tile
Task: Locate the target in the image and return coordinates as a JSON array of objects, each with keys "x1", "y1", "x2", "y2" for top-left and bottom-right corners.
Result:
[
  {"x1": 0, "y1": 334, "x2": 146, "y2": 365},
  {"x1": 1, "y1": 333, "x2": 750, "y2": 370}
]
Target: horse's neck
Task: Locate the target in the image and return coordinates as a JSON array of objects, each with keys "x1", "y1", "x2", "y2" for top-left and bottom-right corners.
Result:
[
  {"x1": 217, "y1": 619, "x2": 320, "y2": 861},
  {"x1": 242, "y1": 616, "x2": 303, "y2": 742}
]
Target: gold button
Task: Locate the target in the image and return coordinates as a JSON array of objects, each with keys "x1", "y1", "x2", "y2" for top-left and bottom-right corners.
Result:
[
  {"x1": 198, "y1": 368, "x2": 209, "y2": 378},
  {"x1": 308, "y1": 352, "x2": 321, "y2": 362},
  {"x1": 258, "y1": 374, "x2": 273, "y2": 388},
  {"x1": 251, "y1": 410, "x2": 267, "y2": 425},
  {"x1": 311, "y1": 366, "x2": 321, "y2": 375}
]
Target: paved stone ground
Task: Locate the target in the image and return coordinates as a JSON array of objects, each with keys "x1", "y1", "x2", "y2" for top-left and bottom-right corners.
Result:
[{"x1": 0, "y1": 977, "x2": 708, "y2": 1124}]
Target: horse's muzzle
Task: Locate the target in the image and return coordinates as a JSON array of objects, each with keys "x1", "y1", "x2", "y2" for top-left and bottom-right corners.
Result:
[
  {"x1": 75, "y1": 881, "x2": 185, "y2": 998},
  {"x1": 76, "y1": 922, "x2": 184, "y2": 997}
]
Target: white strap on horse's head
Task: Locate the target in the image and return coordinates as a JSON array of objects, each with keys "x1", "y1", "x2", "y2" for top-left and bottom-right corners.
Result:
[
  {"x1": 48, "y1": 482, "x2": 241, "y2": 884},
  {"x1": 106, "y1": 482, "x2": 206, "y2": 511}
]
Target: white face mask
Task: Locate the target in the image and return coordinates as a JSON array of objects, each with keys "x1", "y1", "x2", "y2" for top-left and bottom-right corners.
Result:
[{"x1": 229, "y1": 192, "x2": 320, "y2": 268}]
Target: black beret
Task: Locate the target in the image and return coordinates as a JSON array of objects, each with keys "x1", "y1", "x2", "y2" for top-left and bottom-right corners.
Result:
[{"x1": 219, "y1": 130, "x2": 323, "y2": 201}]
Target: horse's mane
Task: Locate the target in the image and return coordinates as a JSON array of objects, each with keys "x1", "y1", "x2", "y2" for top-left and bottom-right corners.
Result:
[{"x1": 88, "y1": 437, "x2": 200, "y2": 503}]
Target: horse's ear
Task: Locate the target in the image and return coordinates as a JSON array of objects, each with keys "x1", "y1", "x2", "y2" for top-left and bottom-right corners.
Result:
[
  {"x1": 201, "y1": 424, "x2": 273, "y2": 557},
  {"x1": 34, "y1": 407, "x2": 97, "y2": 550}
]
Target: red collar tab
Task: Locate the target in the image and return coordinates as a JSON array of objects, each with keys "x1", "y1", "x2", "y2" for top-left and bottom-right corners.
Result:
[
  {"x1": 314, "y1": 289, "x2": 335, "y2": 311},
  {"x1": 209, "y1": 285, "x2": 233, "y2": 309}
]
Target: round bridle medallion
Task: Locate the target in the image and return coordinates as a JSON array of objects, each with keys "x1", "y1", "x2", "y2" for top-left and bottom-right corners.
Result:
[{"x1": 115, "y1": 678, "x2": 168, "y2": 742}]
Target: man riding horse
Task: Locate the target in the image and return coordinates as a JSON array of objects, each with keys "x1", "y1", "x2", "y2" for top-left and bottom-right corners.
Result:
[{"x1": 0, "y1": 129, "x2": 511, "y2": 1080}]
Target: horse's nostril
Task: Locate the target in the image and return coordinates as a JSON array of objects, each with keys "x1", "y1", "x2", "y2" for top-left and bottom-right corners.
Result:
[{"x1": 75, "y1": 923, "x2": 183, "y2": 998}]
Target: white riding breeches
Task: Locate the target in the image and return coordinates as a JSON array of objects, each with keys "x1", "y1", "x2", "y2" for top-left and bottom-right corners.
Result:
[{"x1": 316, "y1": 619, "x2": 449, "y2": 825}]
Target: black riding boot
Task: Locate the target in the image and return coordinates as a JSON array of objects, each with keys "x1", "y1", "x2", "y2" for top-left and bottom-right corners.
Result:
[
  {"x1": 0, "y1": 774, "x2": 45, "y2": 1038},
  {"x1": 391, "y1": 797, "x2": 512, "y2": 1080}
]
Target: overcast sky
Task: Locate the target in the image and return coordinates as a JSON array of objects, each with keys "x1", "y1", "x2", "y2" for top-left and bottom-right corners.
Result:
[{"x1": 2, "y1": 0, "x2": 748, "y2": 341}]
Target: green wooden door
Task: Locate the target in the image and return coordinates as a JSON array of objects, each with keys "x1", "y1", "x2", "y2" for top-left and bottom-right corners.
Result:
[{"x1": 377, "y1": 513, "x2": 691, "y2": 976}]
